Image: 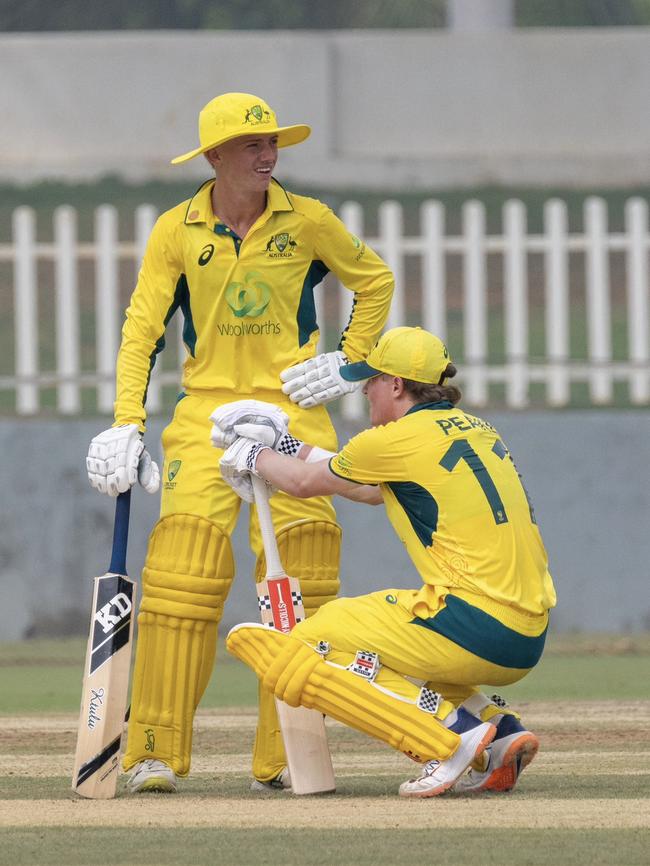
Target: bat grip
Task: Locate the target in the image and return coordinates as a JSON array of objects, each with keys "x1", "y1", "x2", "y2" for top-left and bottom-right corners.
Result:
[
  {"x1": 251, "y1": 475, "x2": 284, "y2": 577},
  {"x1": 108, "y1": 489, "x2": 131, "y2": 575}
]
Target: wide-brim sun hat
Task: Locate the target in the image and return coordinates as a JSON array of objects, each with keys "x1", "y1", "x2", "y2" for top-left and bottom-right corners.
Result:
[
  {"x1": 341, "y1": 327, "x2": 452, "y2": 385},
  {"x1": 171, "y1": 92, "x2": 311, "y2": 165}
]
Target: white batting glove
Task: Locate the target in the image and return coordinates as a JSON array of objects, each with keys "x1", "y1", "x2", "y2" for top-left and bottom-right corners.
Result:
[
  {"x1": 280, "y1": 351, "x2": 360, "y2": 408},
  {"x1": 137, "y1": 449, "x2": 161, "y2": 495},
  {"x1": 219, "y1": 437, "x2": 276, "y2": 503},
  {"x1": 86, "y1": 423, "x2": 160, "y2": 497},
  {"x1": 209, "y1": 400, "x2": 289, "y2": 450}
]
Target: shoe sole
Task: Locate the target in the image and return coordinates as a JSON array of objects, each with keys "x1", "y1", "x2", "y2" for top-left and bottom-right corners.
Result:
[
  {"x1": 250, "y1": 781, "x2": 291, "y2": 793},
  {"x1": 130, "y1": 777, "x2": 177, "y2": 794},
  {"x1": 400, "y1": 723, "x2": 497, "y2": 799},
  {"x1": 479, "y1": 732, "x2": 539, "y2": 793}
]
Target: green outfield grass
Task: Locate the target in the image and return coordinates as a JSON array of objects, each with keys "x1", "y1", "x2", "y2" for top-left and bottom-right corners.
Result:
[
  {"x1": 2, "y1": 828, "x2": 650, "y2": 866},
  {"x1": 1, "y1": 633, "x2": 649, "y2": 715}
]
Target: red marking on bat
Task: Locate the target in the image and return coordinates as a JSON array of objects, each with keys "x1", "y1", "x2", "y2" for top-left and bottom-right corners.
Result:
[{"x1": 269, "y1": 577, "x2": 297, "y2": 633}]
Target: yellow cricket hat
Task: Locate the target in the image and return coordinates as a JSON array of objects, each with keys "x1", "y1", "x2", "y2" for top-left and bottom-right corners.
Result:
[
  {"x1": 340, "y1": 327, "x2": 451, "y2": 384},
  {"x1": 171, "y1": 92, "x2": 311, "y2": 165}
]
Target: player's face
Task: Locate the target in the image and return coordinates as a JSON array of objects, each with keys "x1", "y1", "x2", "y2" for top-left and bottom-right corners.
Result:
[
  {"x1": 210, "y1": 134, "x2": 279, "y2": 192},
  {"x1": 363, "y1": 374, "x2": 396, "y2": 426}
]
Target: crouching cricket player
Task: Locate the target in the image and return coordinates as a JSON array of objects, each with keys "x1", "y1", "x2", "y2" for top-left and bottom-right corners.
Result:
[{"x1": 218, "y1": 327, "x2": 557, "y2": 797}]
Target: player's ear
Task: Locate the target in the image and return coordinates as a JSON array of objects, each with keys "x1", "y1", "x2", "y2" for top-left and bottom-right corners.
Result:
[
  {"x1": 205, "y1": 148, "x2": 220, "y2": 169},
  {"x1": 393, "y1": 376, "x2": 405, "y2": 397}
]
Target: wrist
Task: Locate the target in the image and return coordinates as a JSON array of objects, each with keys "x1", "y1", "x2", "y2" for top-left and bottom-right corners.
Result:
[{"x1": 276, "y1": 432, "x2": 304, "y2": 456}]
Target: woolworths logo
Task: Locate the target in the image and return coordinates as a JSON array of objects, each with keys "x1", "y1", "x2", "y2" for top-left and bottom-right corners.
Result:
[
  {"x1": 217, "y1": 320, "x2": 280, "y2": 337},
  {"x1": 225, "y1": 272, "x2": 271, "y2": 318}
]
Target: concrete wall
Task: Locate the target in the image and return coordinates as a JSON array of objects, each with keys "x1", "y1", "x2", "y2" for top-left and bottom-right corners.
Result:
[
  {"x1": 3, "y1": 29, "x2": 650, "y2": 189},
  {"x1": 2, "y1": 411, "x2": 648, "y2": 641}
]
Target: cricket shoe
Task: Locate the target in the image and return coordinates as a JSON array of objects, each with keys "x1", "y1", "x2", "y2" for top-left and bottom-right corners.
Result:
[
  {"x1": 451, "y1": 713, "x2": 540, "y2": 794},
  {"x1": 250, "y1": 768, "x2": 292, "y2": 792},
  {"x1": 127, "y1": 759, "x2": 177, "y2": 793},
  {"x1": 398, "y1": 708, "x2": 496, "y2": 798}
]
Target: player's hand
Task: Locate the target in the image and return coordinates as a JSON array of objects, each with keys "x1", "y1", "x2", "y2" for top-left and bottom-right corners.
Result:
[
  {"x1": 209, "y1": 400, "x2": 289, "y2": 450},
  {"x1": 280, "y1": 351, "x2": 360, "y2": 408},
  {"x1": 136, "y1": 448, "x2": 161, "y2": 495},
  {"x1": 86, "y1": 424, "x2": 160, "y2": 497},
  {"x1": 219, "y1": 437, "x2": 275, "y2": 502}
]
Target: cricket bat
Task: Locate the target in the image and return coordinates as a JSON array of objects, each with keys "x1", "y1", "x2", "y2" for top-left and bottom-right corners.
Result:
[
  {"x1": 71, "y1": 490, "x2": 136, "y2": 799},
  {"x1": 252, "y1": 475, "x2": 336, "y2": 795}
]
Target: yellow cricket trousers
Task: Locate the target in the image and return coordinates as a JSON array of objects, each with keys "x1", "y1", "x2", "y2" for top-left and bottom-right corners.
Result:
[{"x1": 293, "y1": 587, "x2": 549, "y2": 706}]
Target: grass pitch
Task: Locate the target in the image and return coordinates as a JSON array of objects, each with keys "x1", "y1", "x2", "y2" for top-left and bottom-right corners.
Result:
[{"x1": 1, "y1": 634, "x2": 649, "y2": 866}]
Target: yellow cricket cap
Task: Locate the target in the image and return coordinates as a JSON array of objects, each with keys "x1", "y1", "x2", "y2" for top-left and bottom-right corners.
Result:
[
  {"x1": 171, "y1": 92, "x2": 311, "y2": 165},
  {"x1": 340, "y1": 327, "x2": 451, "y2": 384}
]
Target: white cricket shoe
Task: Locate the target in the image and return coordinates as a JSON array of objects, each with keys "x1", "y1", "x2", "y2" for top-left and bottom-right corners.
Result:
[
  {"x1": 250, "y1": 768, "x2": 292, "y2": 792},
  {"x1": 127, "y1": 759, "x2": 177, "y2": 793},
  {"x1": 452, "y1": 713, "x2": 539, "y2": 794},
  {"x1": 398, "y1": 708, "x2": 496, "y2": 798}
]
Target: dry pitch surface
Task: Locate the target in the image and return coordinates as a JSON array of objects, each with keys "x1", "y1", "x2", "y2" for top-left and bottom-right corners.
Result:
[{"x1": 2, "y1": 700, "x2": 649, "y2": 836}]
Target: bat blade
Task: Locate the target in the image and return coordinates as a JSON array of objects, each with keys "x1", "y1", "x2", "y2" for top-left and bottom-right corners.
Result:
[
  {"x1": 275, "y1": 703, "x2": 336, "y2": 795},
  {"x1": 257, "y1": 574, "x2": 336, "y2": 795},
  {"x1": 71, "y1": 571, "x2": 136, "y2": 799}
]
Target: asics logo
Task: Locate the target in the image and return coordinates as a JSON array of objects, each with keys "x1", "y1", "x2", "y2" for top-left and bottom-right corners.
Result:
[{"x1": 198, "y1": 244, "x2": 214, "y2": 266}]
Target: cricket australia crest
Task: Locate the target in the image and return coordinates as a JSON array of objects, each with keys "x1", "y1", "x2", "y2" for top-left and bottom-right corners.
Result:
[
  {"x1": 243, "y1": 104, "x2": 271, "y2": 125},
  {"x1": 265, "y1": 233, "x2": 297, "y2": 258}
]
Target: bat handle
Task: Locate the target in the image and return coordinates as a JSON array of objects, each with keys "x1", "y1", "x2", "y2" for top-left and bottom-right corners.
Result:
[
  {"x1": 108, "y1": 489, "x2": 132, "y2": 575},
  {"x1": 251, "y1": 475, "x2": 284, "y2": 577}
]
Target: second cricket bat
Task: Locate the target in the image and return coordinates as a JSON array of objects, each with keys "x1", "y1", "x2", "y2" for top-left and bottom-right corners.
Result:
[
  {"x1": 252, "y1": 475, "x2": 336, "y2": 795},
  {"x1": 71, "y1": 490, "x2": 136, "y2": 799}
]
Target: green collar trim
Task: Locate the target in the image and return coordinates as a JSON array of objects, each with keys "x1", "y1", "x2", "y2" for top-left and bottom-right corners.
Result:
[{"x1": 406, "y1": 400, "x2": 455, "y2": 415}]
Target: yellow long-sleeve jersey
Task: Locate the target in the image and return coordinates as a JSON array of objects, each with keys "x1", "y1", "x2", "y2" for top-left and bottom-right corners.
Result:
[{"x1": 115, "y1": 179, "x2": 394, "y2": 430}]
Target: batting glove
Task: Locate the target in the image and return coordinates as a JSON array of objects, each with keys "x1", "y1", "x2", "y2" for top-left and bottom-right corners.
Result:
[
  {"x1": 219, "y1": 437, "x2": 276, "y2": 503},
  {"x1": 209, "y1": 400, "x2": 290, "y2": 450},
  {"x1": 86, "y1": 423, "x2": 160, "y2": 497},
  {"x1": 280, "y1": 351, "x2": 360, "y2": 408}
]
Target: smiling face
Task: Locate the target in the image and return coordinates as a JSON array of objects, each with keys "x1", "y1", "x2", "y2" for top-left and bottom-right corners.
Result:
[{"x1": 206, "y1": 133, "x2": 278, "y2": 193}]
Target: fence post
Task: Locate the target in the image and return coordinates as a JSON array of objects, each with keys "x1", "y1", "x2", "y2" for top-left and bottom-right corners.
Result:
[
  {"x1": 421, "y1": 201, "x2": 446, "y2": 341},
  {"x1": 339, "y1": 201, "x2": 365, "y2": 422},
  {"x1": 544, "y1": 199, "x2": 570, "y2": 406},
  {"x1": 54, "y1": 206, "x2": 80, "y2": 414},
  {"x1": 462, "y1": 201, "x2": 488, "y2": 406},
  {"x1": 95, "y1": 205, "x2": 119, "y2": 413},
  {"x1": 584, "y1": 197, "x2": 613, "y2": 404},
  {"x1": 378, "y1": 201, "x2": 404, "y2": 330},
  {"x1": 625, "y1": 198, "x2": 649, "y2": 405},
  {"x1": 13, "y1": 207, "x2": 39, "y2": 415},
  {"x1": 503, "y1": 200, "x2": 529, "y2": 408}
]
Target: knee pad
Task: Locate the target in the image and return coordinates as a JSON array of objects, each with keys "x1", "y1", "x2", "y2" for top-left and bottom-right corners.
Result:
[
  {"x1": 227, "y1": 624, "x2": 459, "y2": 764},
  {"x1": 255, "y1": 520, "x2": 341, "y2": 615},
  {"x1": 141, "y1": 513, "x2": 234, "y2": 621},
  {"x1": 124, "y1": 514, "x2": 234, "y2": 776}
]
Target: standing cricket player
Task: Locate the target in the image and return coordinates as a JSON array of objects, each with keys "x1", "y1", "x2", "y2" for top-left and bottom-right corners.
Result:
[
  {"x1": 85, "y1": 92, "x2": 393, "y2": 793},
  {"x1": 220, "y1": 326, "x2": 557, "y2": 797}
]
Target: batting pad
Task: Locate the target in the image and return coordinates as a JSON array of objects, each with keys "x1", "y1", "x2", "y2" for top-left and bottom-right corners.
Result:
[
  {"x1": 123, "y1": 514, "x2": 234, "y2": 776},
  {"x1": 255, "y1": 519, "x2": 341, "y2": 616},
  {"x1": 227, "y1": 624, "x2": 460, "y2": 764}
]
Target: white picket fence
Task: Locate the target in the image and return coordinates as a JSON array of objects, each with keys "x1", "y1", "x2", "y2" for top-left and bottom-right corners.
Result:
[{"x1": 1, "y1": 197, "x2": 649, "y2": 418}]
